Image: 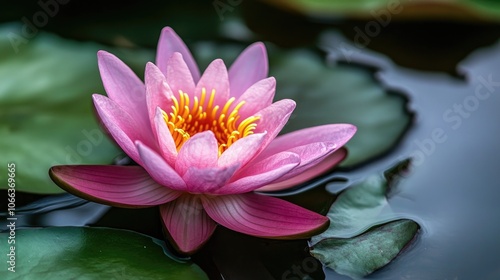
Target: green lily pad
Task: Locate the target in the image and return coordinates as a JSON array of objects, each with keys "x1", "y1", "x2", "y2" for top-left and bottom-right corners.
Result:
[
  {"x1": 311, "y1": 158, "x2": 412, "y2": 243},
  {"x1": 0, "y1": 24, "x2": 153, "y2": 193},
  {"x1": 309, "y1": 162, "x2": 420, "y2": 278},
  {"x1": 194, "y1": 44, "x2": 410, "y2": 166},
  {"x1": 310, "y1": 219, "x2": 419, "y2": 279},
  {"x1": 0, "y1": 227, "x2": 208, "y2": 279},
  {"x1": 310, "y1": 175, "x2": 393, "y2": 242}
]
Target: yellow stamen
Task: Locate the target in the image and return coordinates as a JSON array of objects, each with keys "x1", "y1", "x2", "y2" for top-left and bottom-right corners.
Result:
[{"x1": 162, "y1": 88, "x2": 260, "y2": 156}]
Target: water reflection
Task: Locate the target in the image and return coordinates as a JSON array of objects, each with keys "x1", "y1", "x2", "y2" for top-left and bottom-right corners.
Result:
[{"x1": 0, "y1": 193, "x2": 109, "y2": 229}]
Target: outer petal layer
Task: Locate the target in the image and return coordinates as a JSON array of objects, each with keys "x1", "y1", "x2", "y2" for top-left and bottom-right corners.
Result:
[
  {"x1": 258, "y1": 124, "x2": 356, "y2": 159},
  {"x1": 93, "y1": 94, "x2": 150, "y2": 164},
  {"x1": 97, "y1": 51, "x2": 149, "y2": 131},
  {"x1": 145, "y1": 62, "x2": 174, "y2": 133},
  {"x1": 49, "y1": 165, "x2": 181, "y2": 208},
  {"x1": 228, "y1": 42, "x2": 268, "y2": 98},
  {"x1": 233, "y1": 77, "x2": 276, "y2": 119},
  {"x1": 183, "y1": 165, "x2": 240, "y2": 194},
  {"x1": 217, "y1": 133, "x2": 266, "y2": 168},
  {"x1": 254, "y1": 124, "x2": 356, "y2": 185},
  {"x1": 257, "y1": 148, "x2": 348, "y2": 192},
  {"x1": 154, "y1": 108, "x2": 178, "y2": 166},
  {"x1": 202, "y1": 193, "x2": 329, "y2": 238},
  {"x1": 216, "y1": 152, "x2": 300, "y2": 194},
  {"x1": 254, "y1": 99, "x2": 296, "y2": 153},
  {"x1": 260, "y1": 142, "x2": 336, "y2": 185},
  {"x1": 136, "y1": 141, "x2": 187, "y2": 191},
  {"x1": 156, "y1": 27, "x2": 200, "y2": 82},
  {"x1": 160, "y1": 195, "x2": 217, "y2": 254}
]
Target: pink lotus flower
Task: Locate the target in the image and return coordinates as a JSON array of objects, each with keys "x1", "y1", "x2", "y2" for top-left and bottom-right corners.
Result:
[{"x1": 49, "y1": 27, "x2": 356, "y2": 254}]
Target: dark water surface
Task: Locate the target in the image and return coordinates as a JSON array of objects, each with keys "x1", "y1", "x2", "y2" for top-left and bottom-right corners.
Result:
[{"x1": 319, "y1": 35, "x2": 500, "y2": 279}]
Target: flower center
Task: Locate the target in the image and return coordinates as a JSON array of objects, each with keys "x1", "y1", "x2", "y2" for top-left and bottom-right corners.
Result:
[{"x1": 162, "y1": 88, "x2": 260, "y2": 155}]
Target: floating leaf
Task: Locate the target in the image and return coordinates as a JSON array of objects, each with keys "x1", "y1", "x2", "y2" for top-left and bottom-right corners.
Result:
[
  {"x1": 309, "y1": 162, "x2": 420, "y2": 278},
  {"x1": 0, "y1": 227, "x2": 208, "y2": 279},
  {"x1": 0, "y1": 24, "x2": 153, "y2": 193},
  {"x1": 310, "y1": 219, "x2": 419, "y2": 279},
  {"x1": 311, "y1": 159, "x2": 413, "y2": 243},
  {"x1": 310, "y1": 175, "x2": 393, "y2": 242}
]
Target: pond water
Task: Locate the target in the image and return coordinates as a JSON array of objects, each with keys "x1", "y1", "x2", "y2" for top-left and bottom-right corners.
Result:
[{"x1": 320, "y1": 35, "x2": 500, "y2": 279}]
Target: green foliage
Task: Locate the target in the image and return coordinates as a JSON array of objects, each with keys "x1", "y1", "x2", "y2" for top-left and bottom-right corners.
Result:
[
  {"x1": 0, "y1": 24, "x2": 153, "y2": 193},
  {"x1": 309, "y1": 169, "x2": 419, "y2": 279},
  {"x1": 0, "y1": 227, "x2": 208, "y2": 279},
  {"x1": 310, "y1": 219, "x2": 419, "y2": 279}
]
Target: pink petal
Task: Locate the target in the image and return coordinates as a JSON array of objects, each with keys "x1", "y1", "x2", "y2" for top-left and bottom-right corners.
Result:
[
  {"x1": 217, "y1": 132, "x2": 266, "y2": 168},
  {"x1": 156, "y1": 27, "x2": 200, "y2": 82},
  {"x1": 160, "y1": 195, "x2": 217, "y2": 254},
  {"x1": 254, "y1": 99, "x2": 296, "y2": 153},
  {"x1": 263, "y1": 142, "x2": 336, "y2": 185},
  {"x1": 49, "y1": 165, "x2": 181, "y2": 208},
  {"x1": 175, "y1": 131, "x2": 219, "y2": 176},
  {"x1": 182, "y1": 164, "x2": 240, "y2": 194},
  {"x1": 145, "y1": 62, "x2": 174, "y2": 132},
  {"x1": 195, "y1": 59, "x2": 230, "y2": 108},
  {"x1": 166, "y1": 53, "x2": 196, "y2": 96},
  {"x1": 202, "y1": 193, "x2": 329, "y2": 238},
  {"x1": 228, "y1": 42, "x2": 268, "y2": 98},
  {"x1": 97, "y1": 51, "x2": 150, "y2": 131},
  {"x1": 93, "y1": 94, "x2": 151, "y2": 164},
  {"x1": 154, "y1": 108, "x2": 178, "y2": 166},
  {"x1": 215, "y1": 151, "x2": 300, "y2": 194},
  {"x1": 259, "y1": 124, "x2": 356, "y2": 158},
  {"x1": 254, "y1": 124, "x2": 355, "y2": 187},
  {"x1": 232, "y1": 77, "x2": 276, "y2": 119},
  {"x1": 136, "y1": 141, "x2": 187, "y2": 191},
  {"x1": 257, "y1": 148, "x2": 347, "y2": 192}
]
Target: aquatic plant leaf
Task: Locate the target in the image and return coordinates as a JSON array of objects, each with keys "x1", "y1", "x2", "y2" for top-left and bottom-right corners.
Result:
[
  {"x1": 311, "y1": 175, "x2": 395, "y2": 243},
  {"x1": 0, "y1": 227, "x2": 208, "y2": 279},
  {"x1": 309, "y1": 162, "x2": 419, "y2": 278},
  {"x1": 310, "y1": 219, "x2": 419, "y2": 279},
  {"x1": 0, "y1": 24, "x2": 153, "y2": 193}
]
